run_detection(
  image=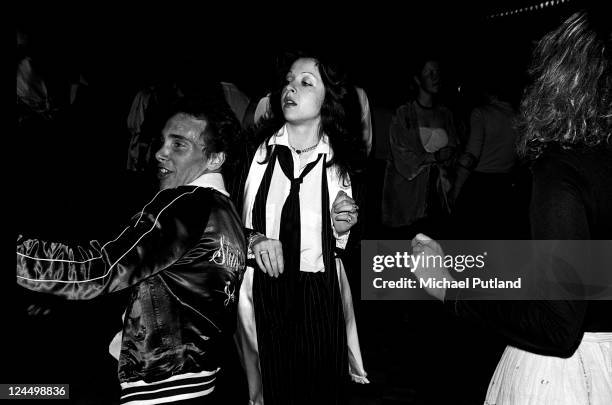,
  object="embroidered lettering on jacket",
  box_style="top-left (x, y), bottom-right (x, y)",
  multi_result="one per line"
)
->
top-left (223, 282), bottom-right (236, 307)
top-left (210, 235), bottom-right (244, 307)
top-left (173, 234), bottom-right (245, 271)
top-left (209, 235), bottom-right (244, 275)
